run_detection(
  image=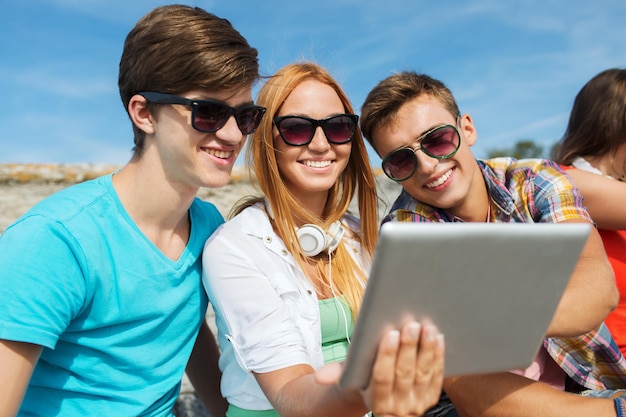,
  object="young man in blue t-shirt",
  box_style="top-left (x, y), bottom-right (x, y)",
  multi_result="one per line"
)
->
top-left (0, 5), bottom-right (264, 416)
